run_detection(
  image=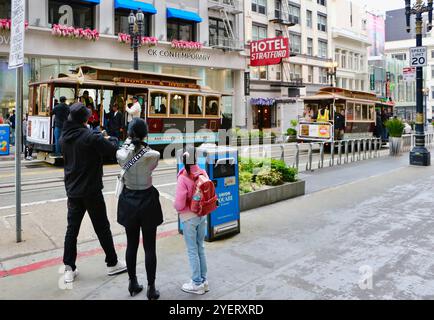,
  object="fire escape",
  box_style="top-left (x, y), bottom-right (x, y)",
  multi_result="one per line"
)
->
top-left (269, 0), bottom-right (302, 88)
top-left (208, 0), bottom-right (244, 51)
